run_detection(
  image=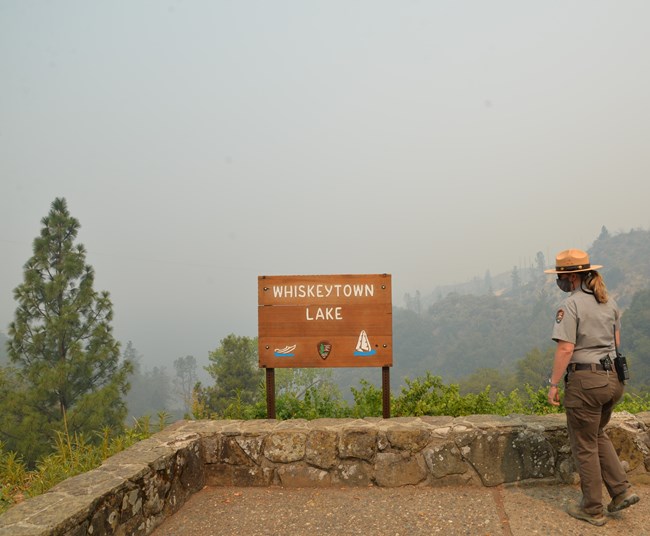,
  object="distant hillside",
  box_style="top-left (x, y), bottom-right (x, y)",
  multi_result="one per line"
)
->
top-left (418, 227), bottom-right (650, 312)
top-left (336, 228), bottom-right (650, 395)
top-left (589, 228), bottom-right (650, 308)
